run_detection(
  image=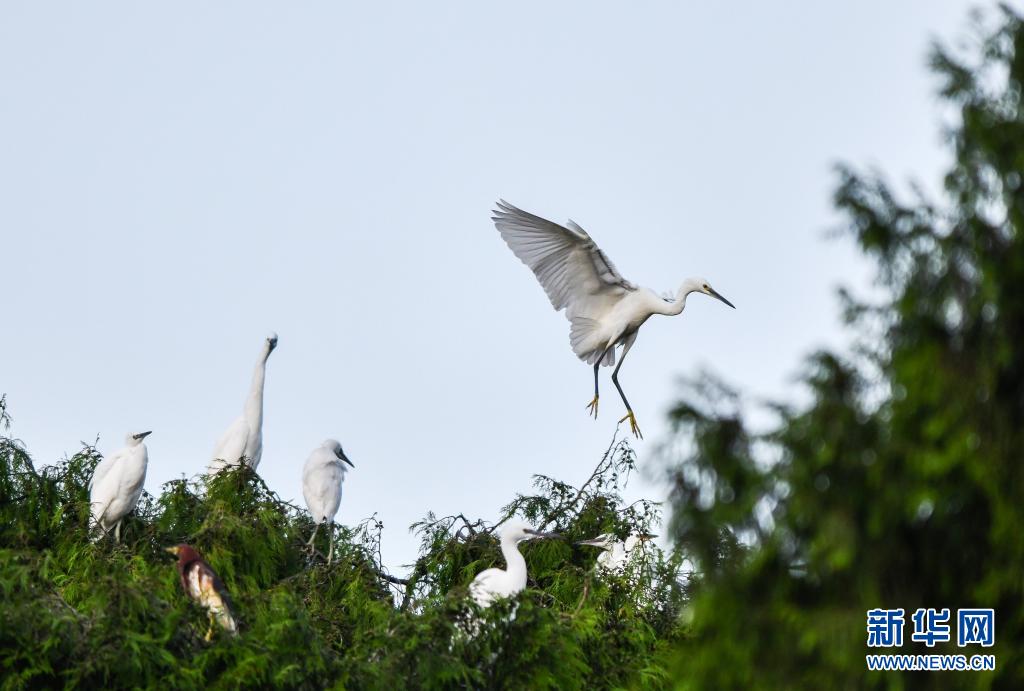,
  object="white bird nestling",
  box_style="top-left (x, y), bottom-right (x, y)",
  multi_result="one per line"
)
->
top-left (302, 439), bottom-right (355, 563)
top-left (89, 430), bottom-right (152, 543)
top-left (577, 532), bottom-right (657, 574)
top-left (208, 332), bottom-right (278, 475)
top-left (493, 201), bottom-right (735, 438)
top-left (468, 520), bottom-right (561, 608)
